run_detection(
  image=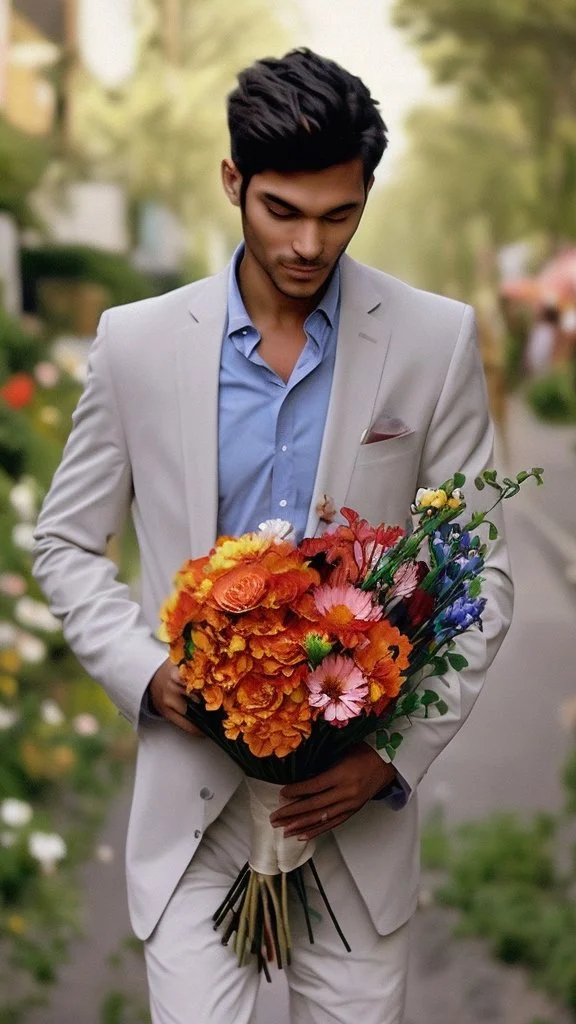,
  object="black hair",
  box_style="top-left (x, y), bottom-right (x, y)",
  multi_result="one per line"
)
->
top-left (227, 48), bottom-right (388, 200)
